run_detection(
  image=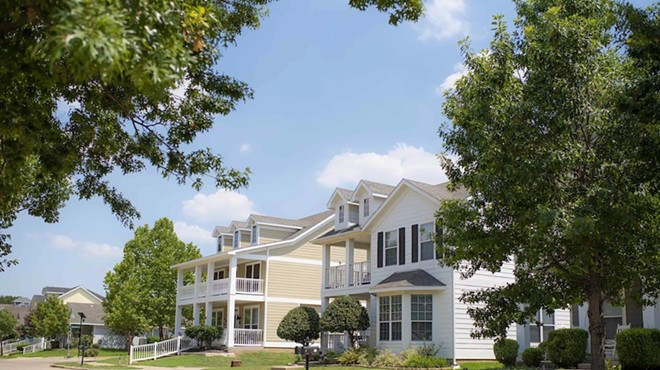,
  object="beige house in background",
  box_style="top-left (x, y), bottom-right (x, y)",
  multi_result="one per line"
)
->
top-left (173, 210), bottom-right (340, 349)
